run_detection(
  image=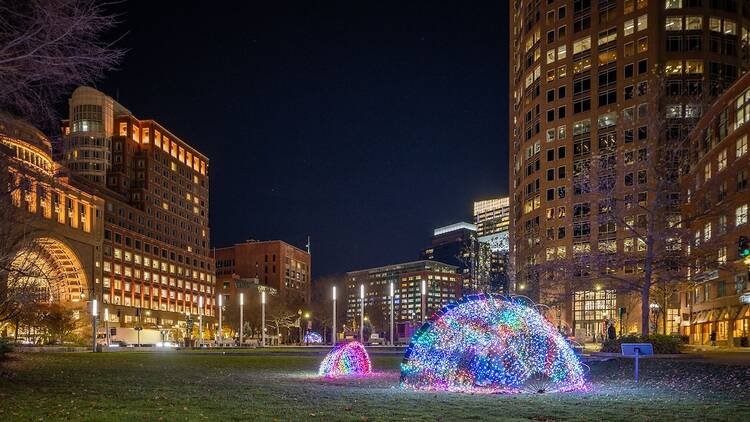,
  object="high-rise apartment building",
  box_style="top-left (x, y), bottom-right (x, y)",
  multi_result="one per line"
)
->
top-left (509, 0), bottom-right (750, 337)
top-left (60, 87), bottom-right (215, 340)
top-left (215, 240), bottom-right (312, 305)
